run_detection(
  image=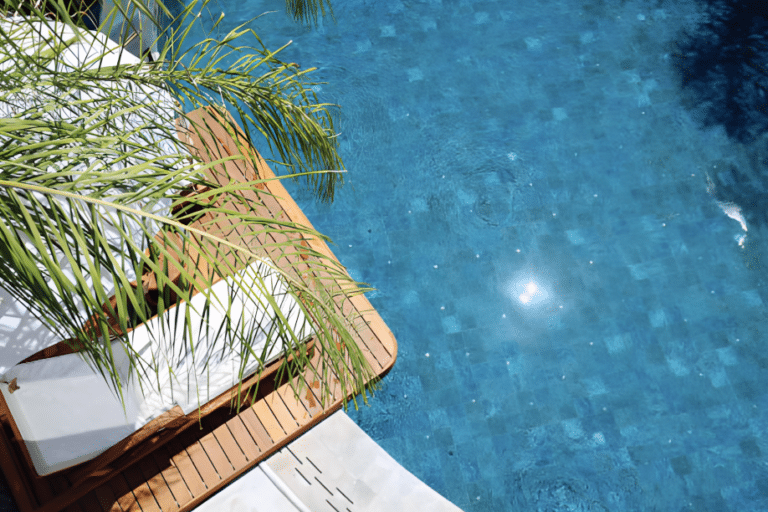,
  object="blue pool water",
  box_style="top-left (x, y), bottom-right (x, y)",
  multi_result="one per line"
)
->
top-left (236, 0), bottom-right (768, 510)
top-left (2, 0), bottom-right (768, 511)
